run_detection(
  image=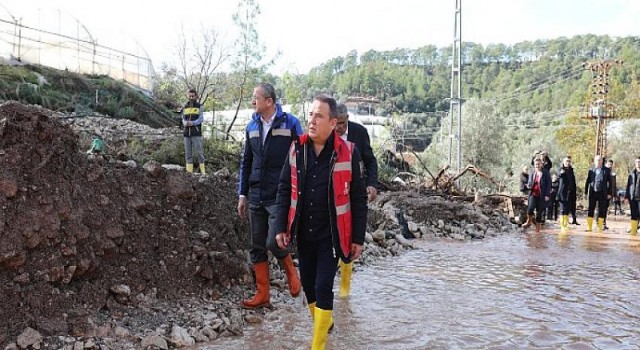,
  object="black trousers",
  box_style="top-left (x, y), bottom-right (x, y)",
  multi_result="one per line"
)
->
top-left (546, 199), bottom-right (558, 220)
top-left (298, 235), bottom-right (338, 310)
top-left (248, 204), bottom-right (289, 263)
top-left (559, 200), bottom-right (571, 215)
top-left (587, 191), bottom-right (608, 219)
top-left (569, 193), bottom-right (577, 220)
top-left (527, 194), bottom-right (546, 223)
top-left (630, 200), bottom-right (640, 220)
